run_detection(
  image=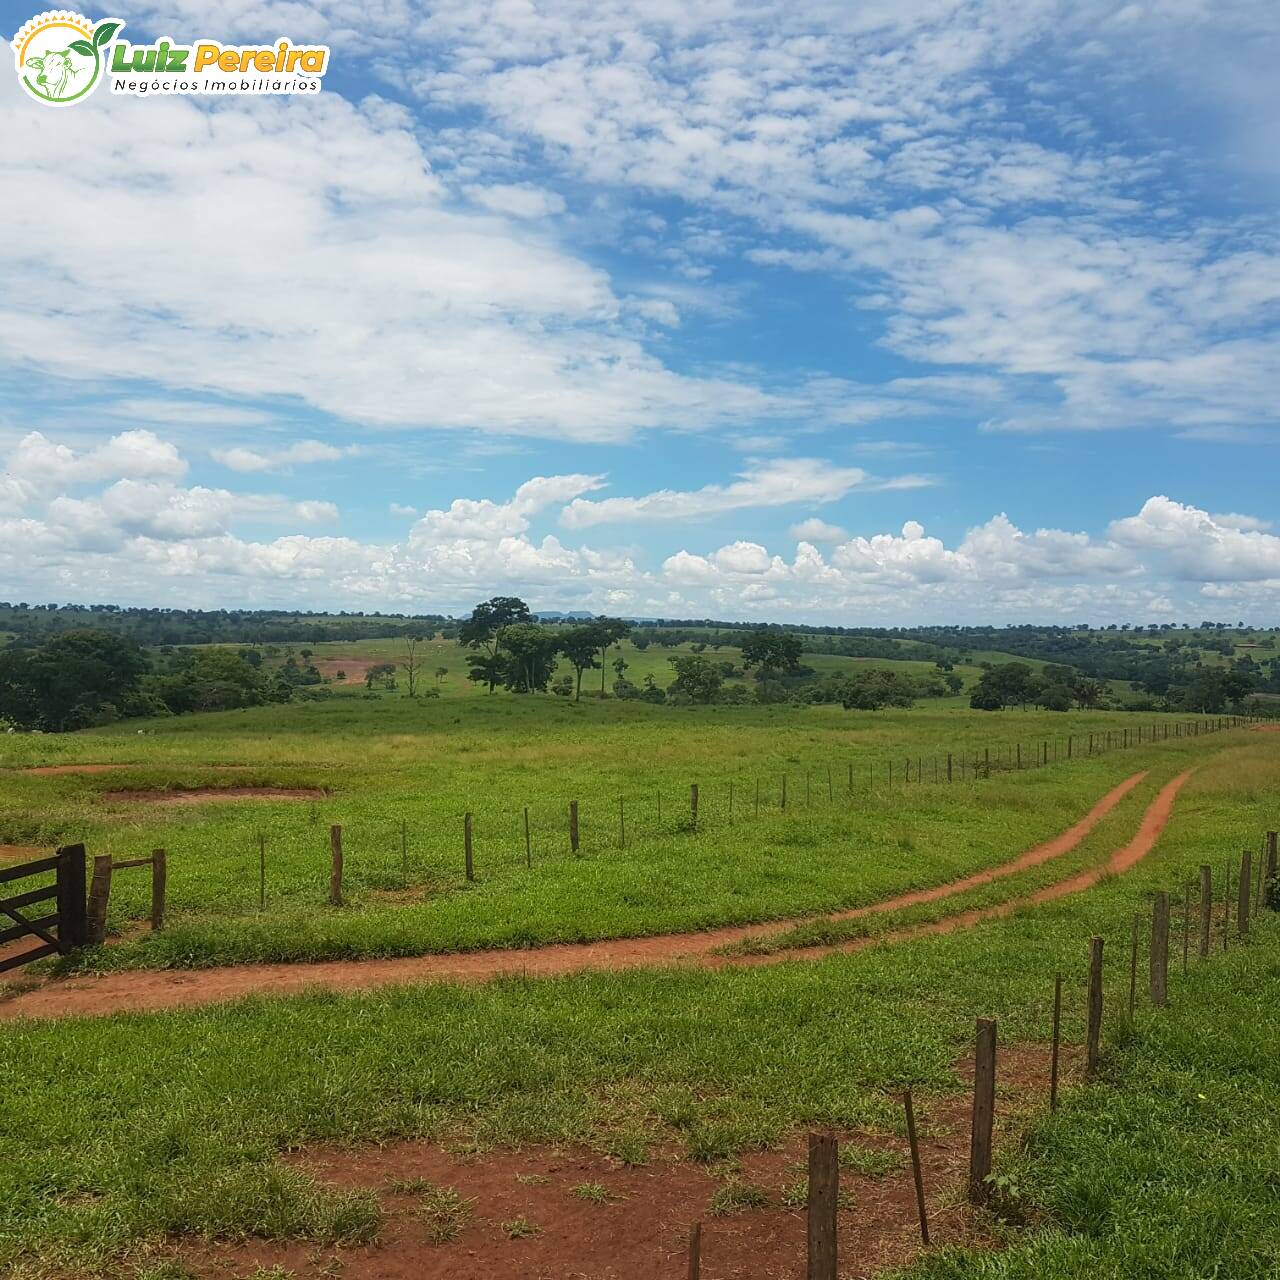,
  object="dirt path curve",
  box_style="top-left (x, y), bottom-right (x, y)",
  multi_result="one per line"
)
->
top-left (0, 770), bottom-right (1176, 1022)
top-left (731, 771), bottom-right (1191, 968)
